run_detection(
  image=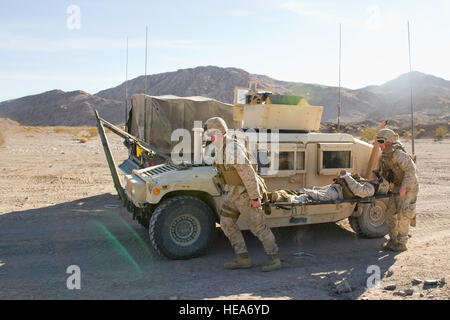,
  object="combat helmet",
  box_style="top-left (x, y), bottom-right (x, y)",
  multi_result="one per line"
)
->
top-left (204, 117), bottom-right (228, 134)
top-left (376, 128), bottom-right (398, 144)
